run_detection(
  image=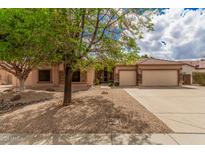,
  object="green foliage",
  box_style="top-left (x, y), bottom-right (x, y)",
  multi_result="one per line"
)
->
top-left (108, 80), bottom-right (114, 87)
top-left (47, 8), bottom-right (155, 70)
top-left (0, 8), bottom-right (54, 65)
top-left (114, 81), bottom-right (119, 86)
top-left (94, 78), bottom-right (100, 85)
top-left (0, 8), bottom-right (155, 70)
top-left (192, 72), bottom-right (205, 86)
